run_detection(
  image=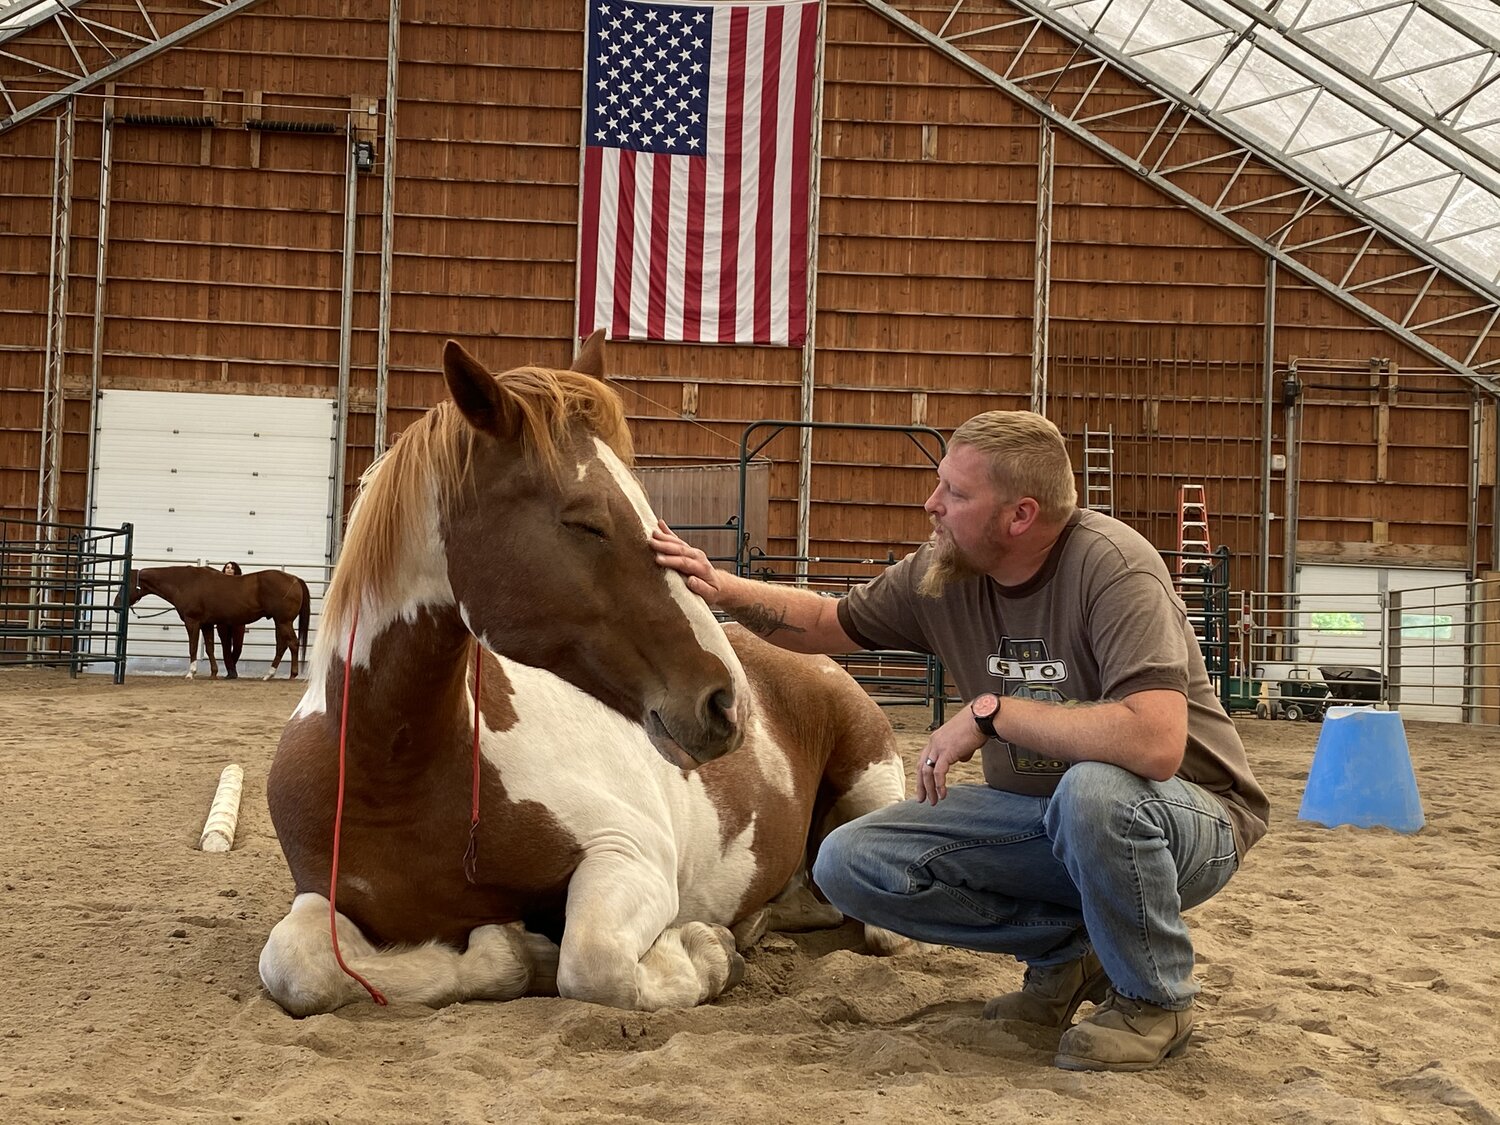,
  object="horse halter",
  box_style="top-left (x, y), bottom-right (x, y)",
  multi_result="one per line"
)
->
top-left (326, 606), bottom-right (485, 1006)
